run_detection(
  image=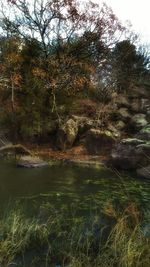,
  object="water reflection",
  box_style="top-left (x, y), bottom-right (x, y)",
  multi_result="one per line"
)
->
top-left (0, 161), bottom-right (150, 212)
